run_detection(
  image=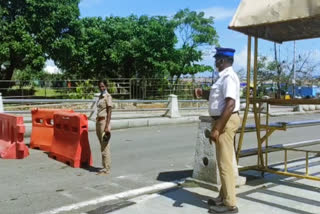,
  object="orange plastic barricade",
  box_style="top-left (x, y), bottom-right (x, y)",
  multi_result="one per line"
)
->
top-left (0, 113), bottom-right (29, 159)
top-left (30, 108), bottom-right (74, 151)
top-left (49, 112), bottom-right (93, 168)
